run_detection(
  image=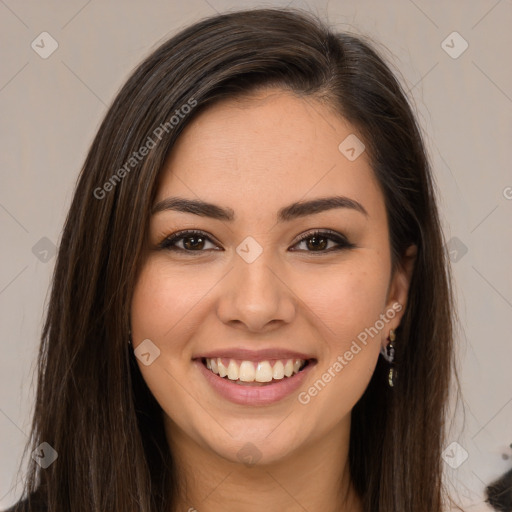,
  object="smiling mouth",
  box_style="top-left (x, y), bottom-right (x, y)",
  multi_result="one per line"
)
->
top-left (200, 357), bottom-right (314, 386)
